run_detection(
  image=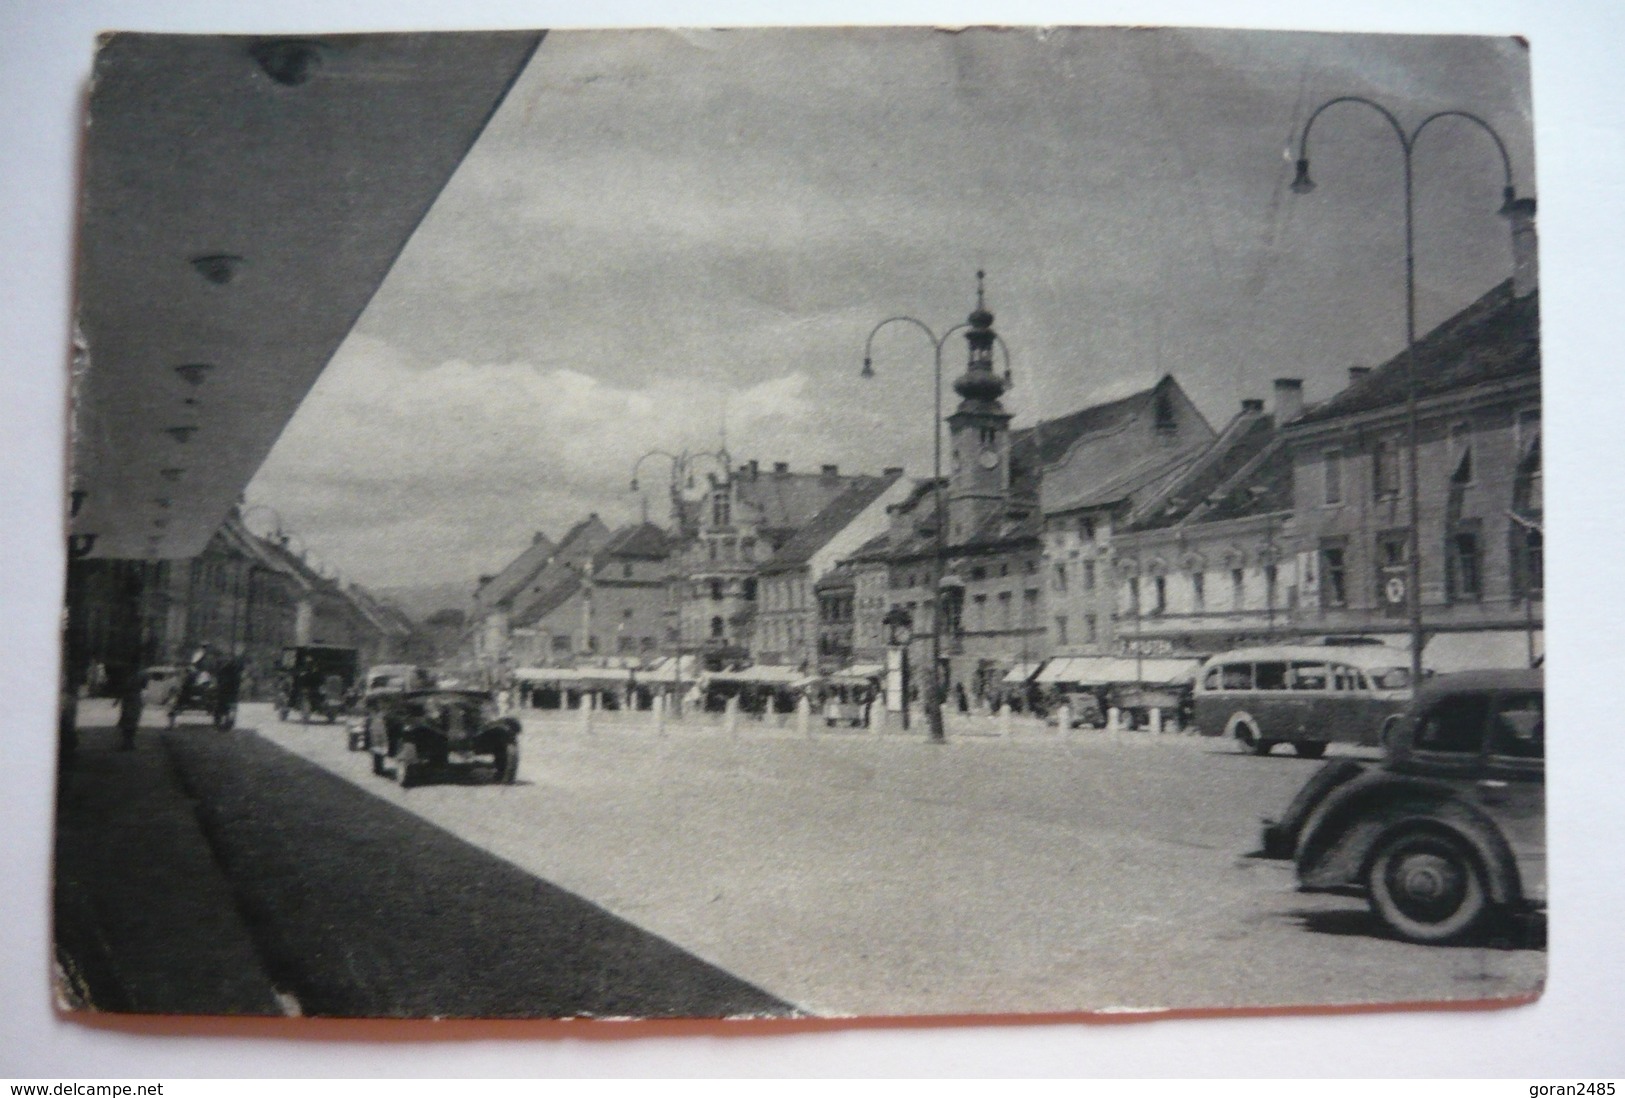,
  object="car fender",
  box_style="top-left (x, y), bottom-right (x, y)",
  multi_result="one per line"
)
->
top-left (1297, 778), bottom-right (1522, 904)
top-left (474, 716), bottom-right (520, 752)
top-left (1258, 757), bottom-right (1366, 859)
